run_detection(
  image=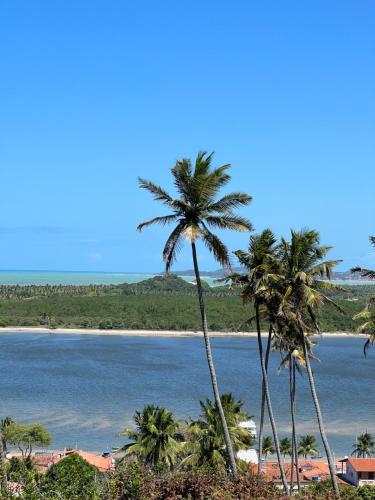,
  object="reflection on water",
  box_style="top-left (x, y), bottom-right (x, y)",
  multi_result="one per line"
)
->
top-left (0, 333), bottom-right (373, 455)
